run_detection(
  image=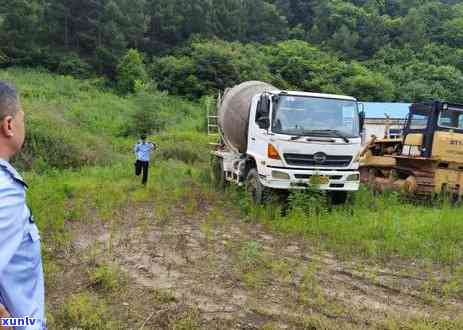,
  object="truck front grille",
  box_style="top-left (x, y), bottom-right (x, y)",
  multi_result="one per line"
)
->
top-left (284, 154), bottom-right (353, 168)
